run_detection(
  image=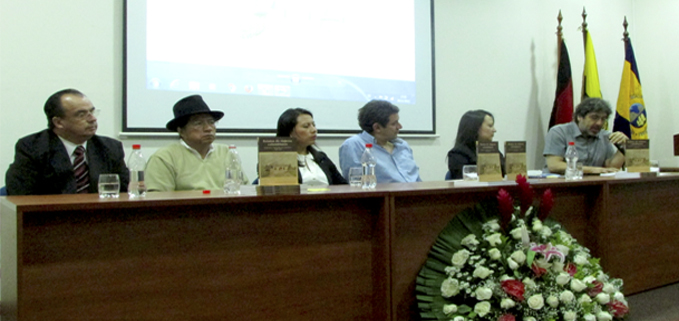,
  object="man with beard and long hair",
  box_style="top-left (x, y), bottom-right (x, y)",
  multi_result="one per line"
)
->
top-left (543, 98), bottom-right (628, 175)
